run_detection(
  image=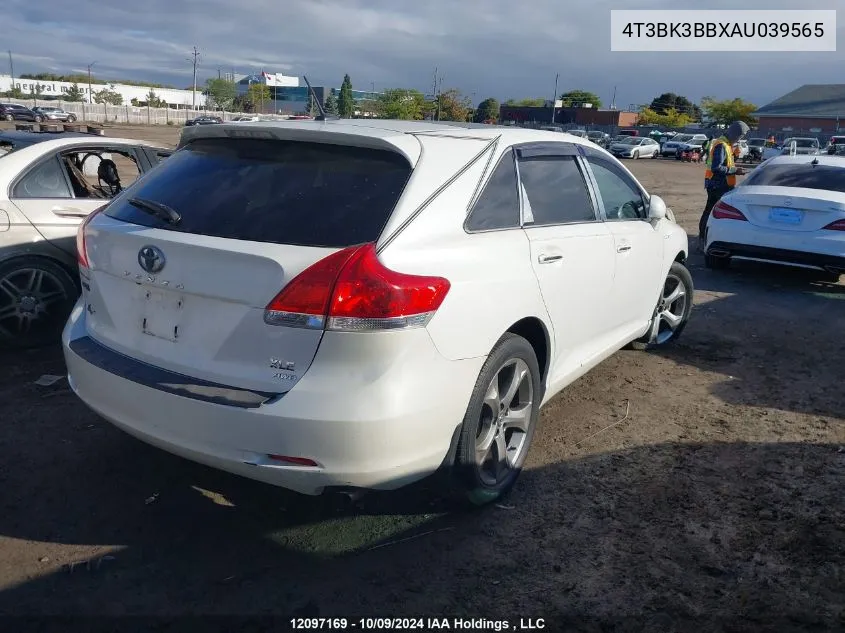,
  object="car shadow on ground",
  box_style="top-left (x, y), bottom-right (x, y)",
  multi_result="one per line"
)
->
top-left (0, 344), bottom-right (843, 632)
top-left (660, 251), bottom-right (845, 420)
